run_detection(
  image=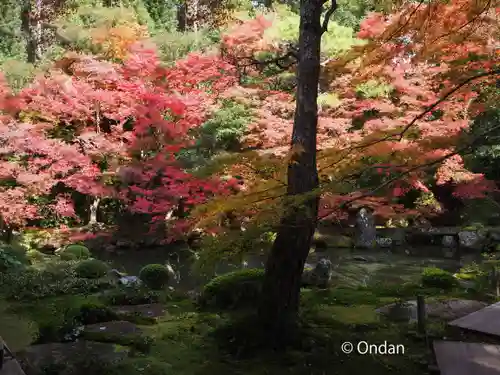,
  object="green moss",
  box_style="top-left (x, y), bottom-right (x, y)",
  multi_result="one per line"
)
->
top-left (139, 264), bottom-right (171, 290)
top-left (421, 267), bottom-right (457, 290)
top-left (199, 268), bottom-right (264, 309)
top-left (0, 299), bottom-right (37, 351)
top-left (59, 244), bottom-right (91, 260)
top-left (75, 259), bottom-right (109, 279)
